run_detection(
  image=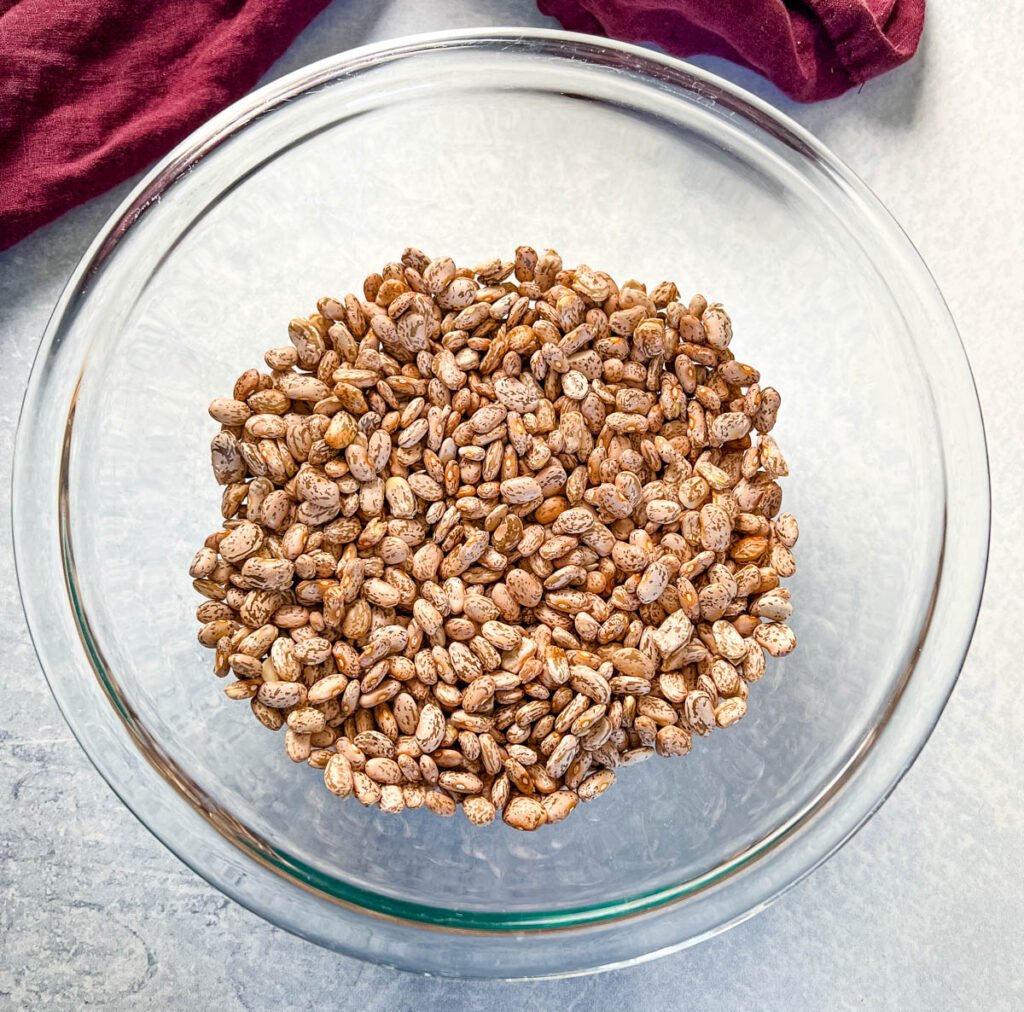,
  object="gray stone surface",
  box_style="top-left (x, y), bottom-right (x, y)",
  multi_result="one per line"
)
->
top-left (0, 1), bottom-right (1020, 1007)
